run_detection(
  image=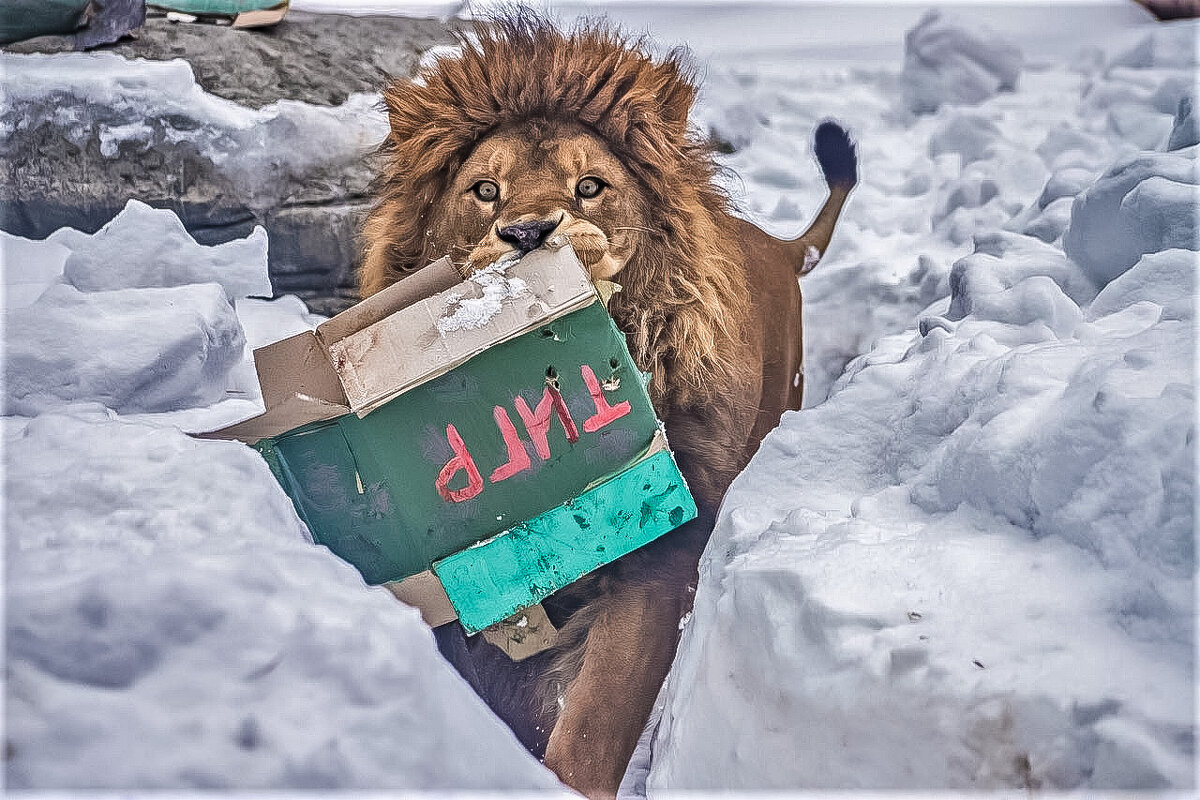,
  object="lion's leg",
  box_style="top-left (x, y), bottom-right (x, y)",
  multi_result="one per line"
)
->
top-left (541, 511), bottom-right (713, 798)
top-left (542, 583), bottom-right (682, 797)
